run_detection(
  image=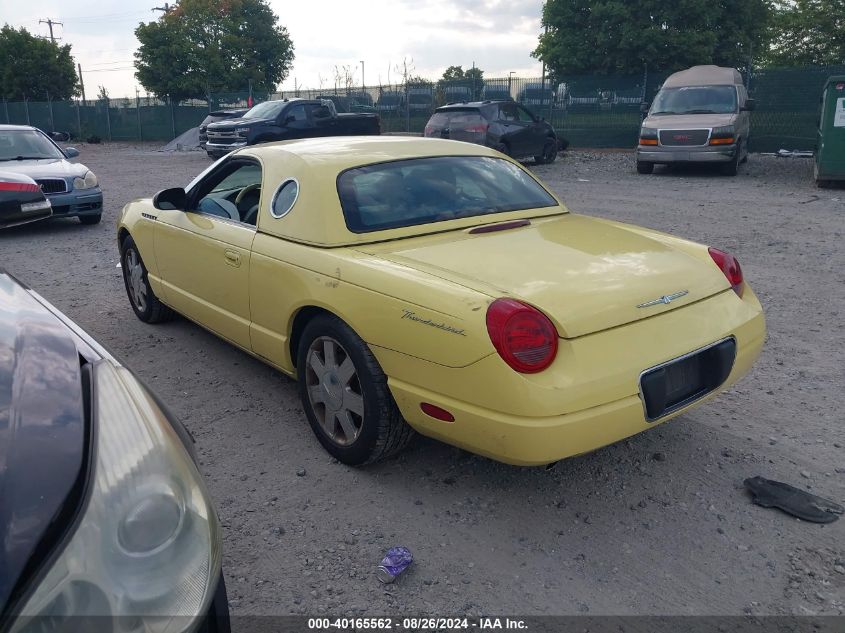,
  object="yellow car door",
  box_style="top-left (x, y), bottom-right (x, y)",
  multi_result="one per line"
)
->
top-left (153, 157), bottom-right (263, 350)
